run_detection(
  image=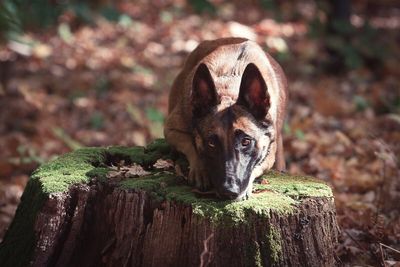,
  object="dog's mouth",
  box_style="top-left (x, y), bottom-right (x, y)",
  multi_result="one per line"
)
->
top-left (212, 174), bottom-right (252, 201)
top-left (216, 192), bottom-right (248, 201)
top-left (215, 187), bottom-right (250, 201)
top-left (218, 188), bottom-right (239, 200)
top-left (208, 176), bottom-right (251, 201)
top-left (191, 188), bottom-right (248, 201)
